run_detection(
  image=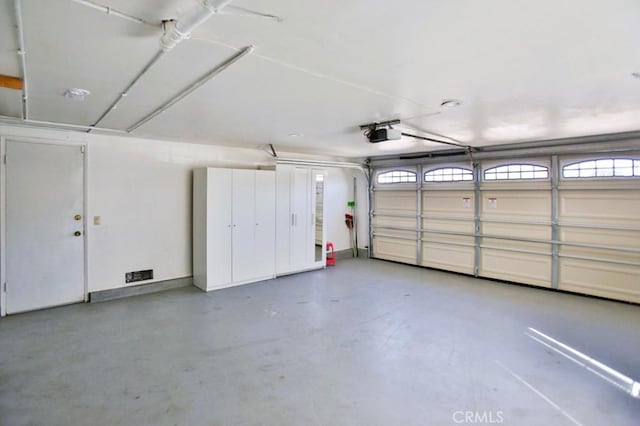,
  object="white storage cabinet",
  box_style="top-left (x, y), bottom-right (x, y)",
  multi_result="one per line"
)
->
top-left (275, 165), bottom-right (325, 275)
top-left (193, 168), bottom-right (276, 291)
